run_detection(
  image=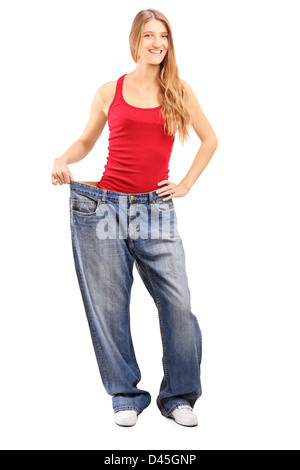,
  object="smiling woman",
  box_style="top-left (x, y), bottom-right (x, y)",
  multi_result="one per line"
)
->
top-left (128, 12), bottom-right (194, 145)
top-left (51, 7), bottom-right (218, 430)
top-left (145, 31), bottom-right (169, 54)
